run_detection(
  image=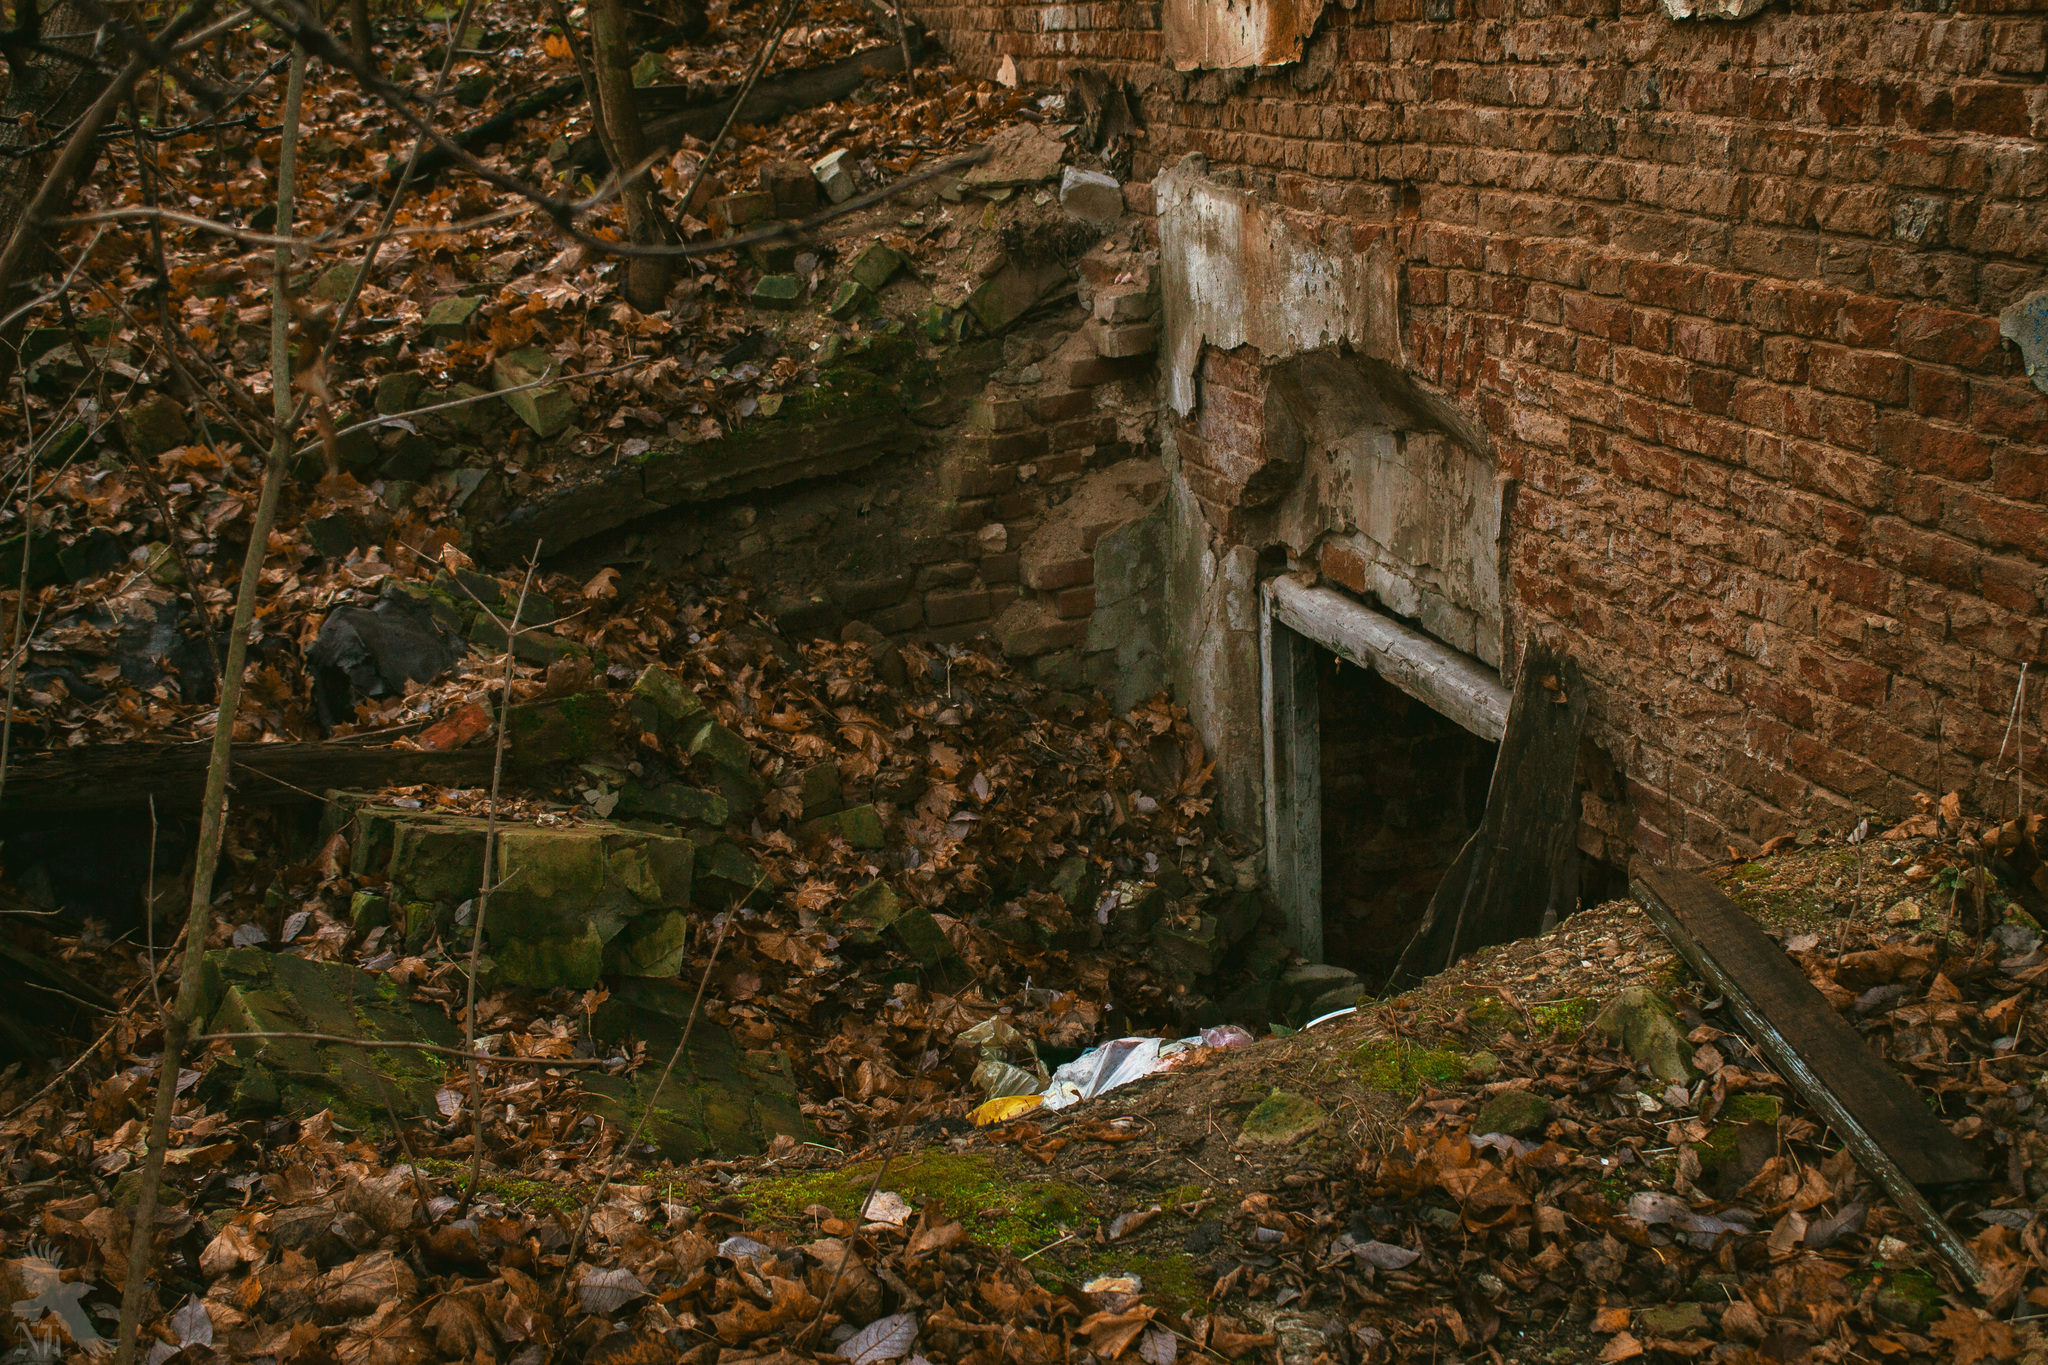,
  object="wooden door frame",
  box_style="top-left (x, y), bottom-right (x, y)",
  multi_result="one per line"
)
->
top-left (1258, 575), bottom-right (1513, 964)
